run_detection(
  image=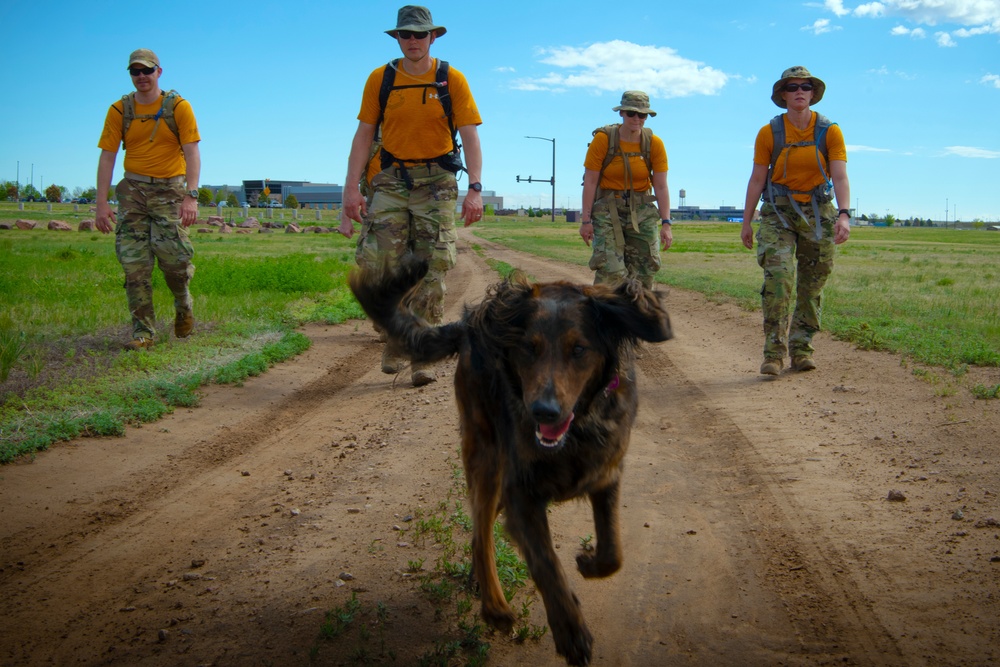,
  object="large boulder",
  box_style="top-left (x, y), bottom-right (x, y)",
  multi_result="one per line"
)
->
top-left (206, 215), bottom-right (224, 226)
top-left (219, 223), bottom-right (232, 234)
top-left (15, 219), bottom-right (37, 230)
top-left (285, 223), bottom-right (301, 233)
top-left (78, 219), bottom-right (97, 231)
top-left (48, 220), bottom-right (73, 231)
